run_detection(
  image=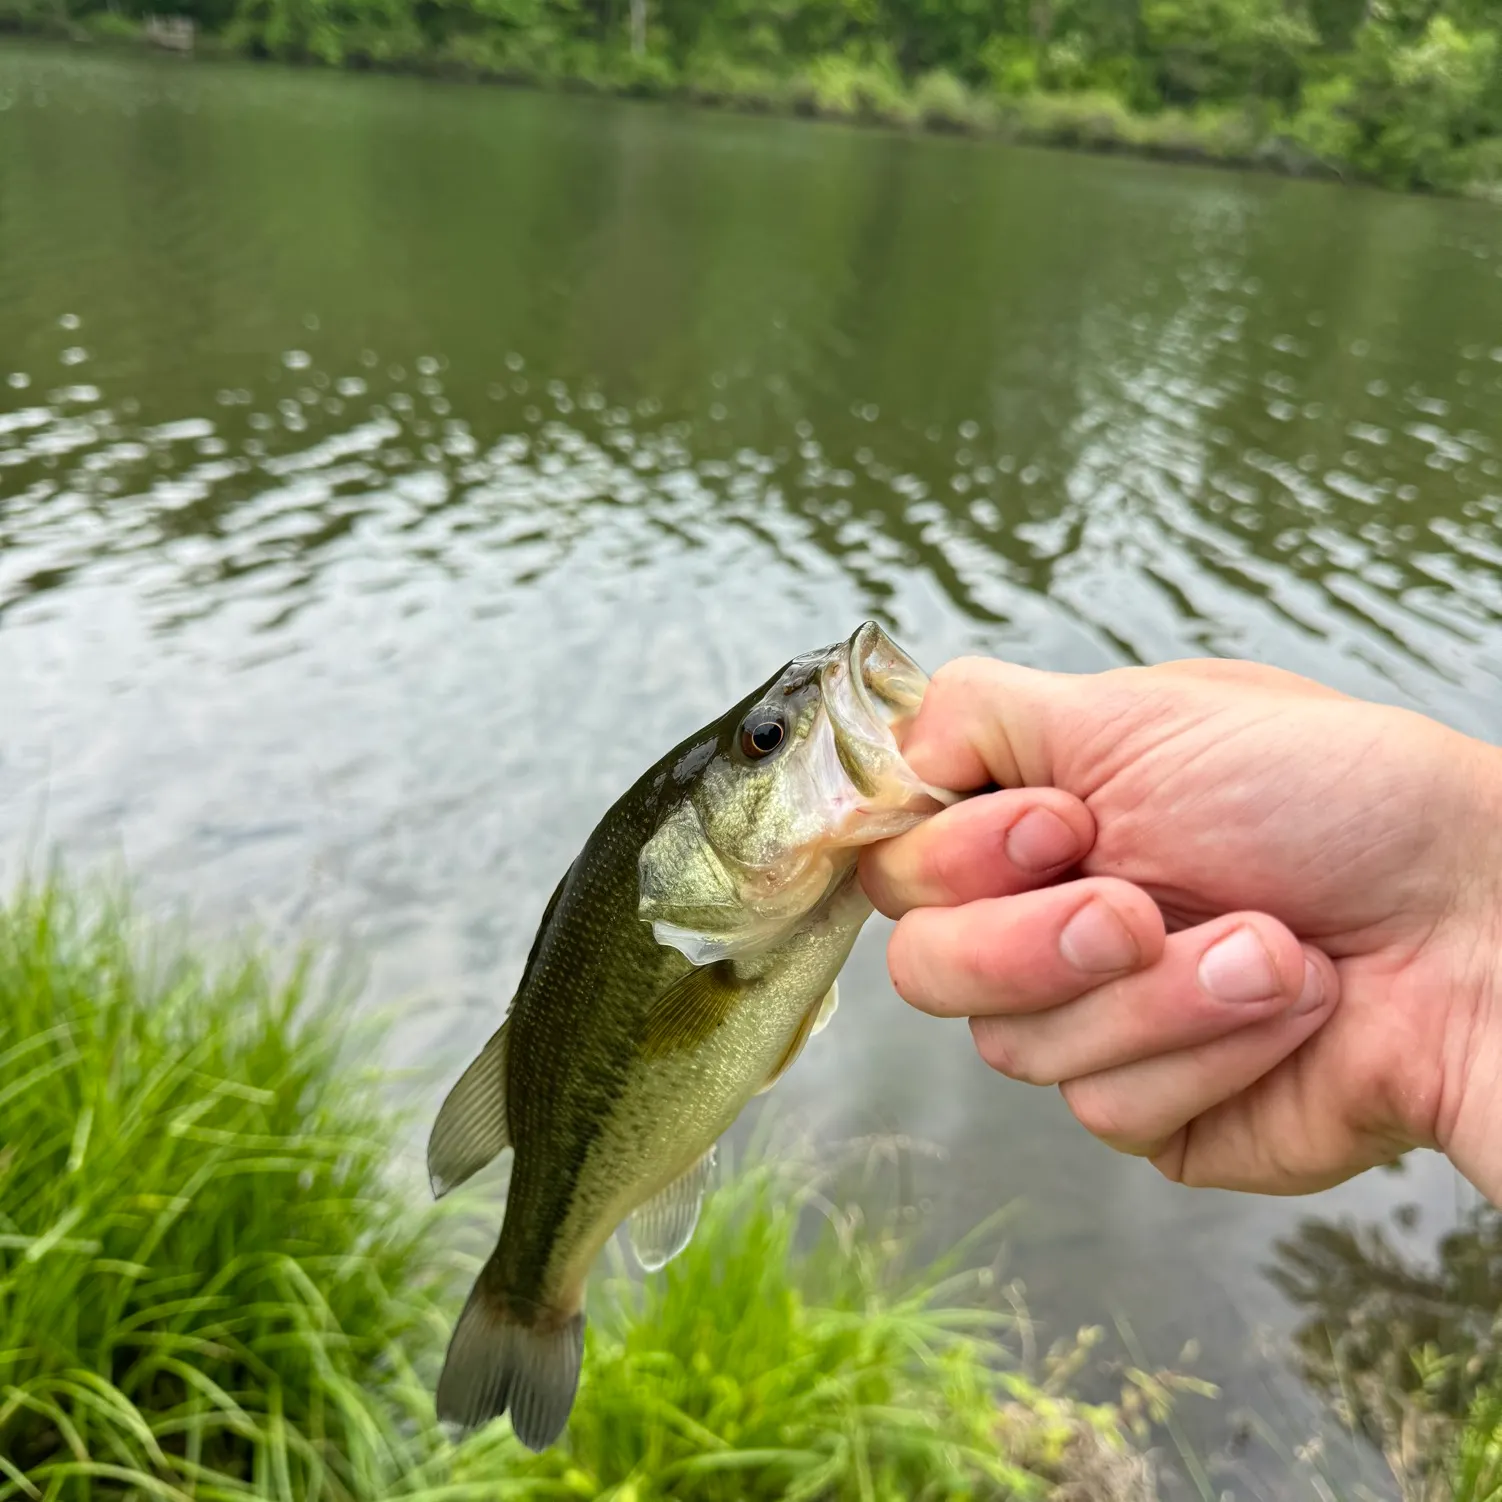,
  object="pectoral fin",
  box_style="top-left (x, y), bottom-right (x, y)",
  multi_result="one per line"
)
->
top-left (641, 963), bottom-right (742, 1057)
top-left (811, 979), bottom-right (839, 1035)
top-left (755, 982), bottom-right (837, 1097)
top-left (629, 1146), bottom-right (716, 1271)
top-left (428, 1019), bottom-right (511, 1198)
